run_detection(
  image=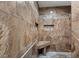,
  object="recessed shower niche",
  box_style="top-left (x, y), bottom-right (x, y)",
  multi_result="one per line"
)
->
top-left (43, 24), bottom-right (54, 31)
